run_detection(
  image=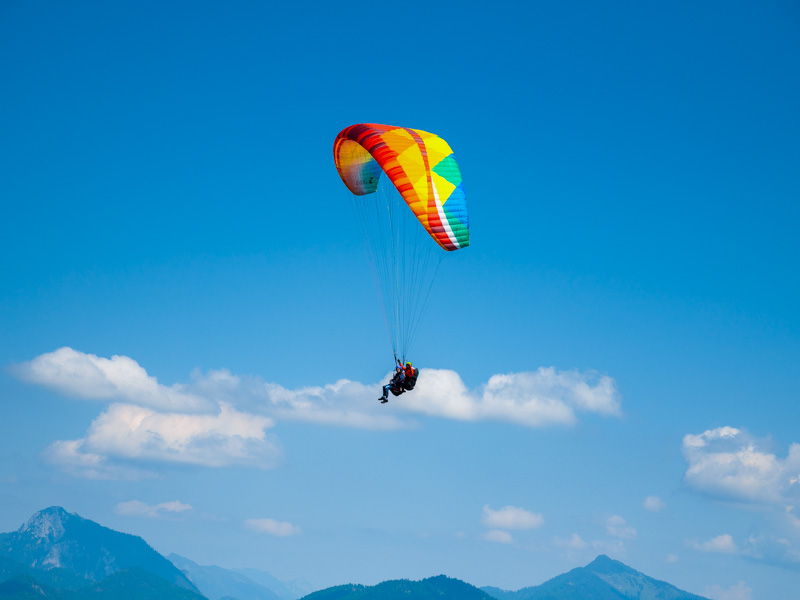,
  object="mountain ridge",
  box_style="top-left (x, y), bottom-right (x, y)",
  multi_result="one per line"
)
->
top-left (0, 506), bottom-right (196, 593)
top-left (0, 508), bottom-right (709, 600)
top-left (301, 575), bottom-right (495, 600)
top-left (480, 554), bottom-right (708, 600)
top-left (168, 553), bottom-right (294, 600)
